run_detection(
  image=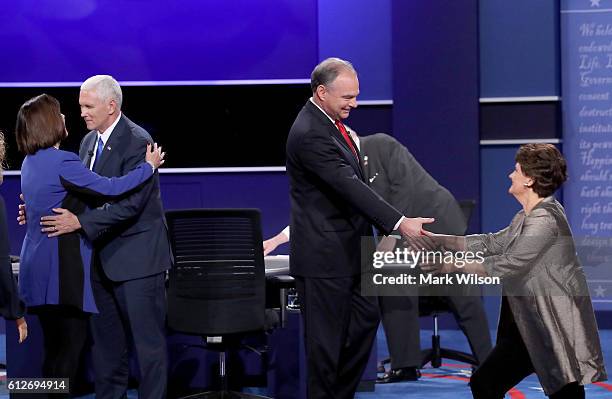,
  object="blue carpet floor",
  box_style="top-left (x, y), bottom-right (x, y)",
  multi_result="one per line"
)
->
top-left (1, 329), bottom-right (611, 398)
top-left (355, 327), bottom-right (612, 398)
